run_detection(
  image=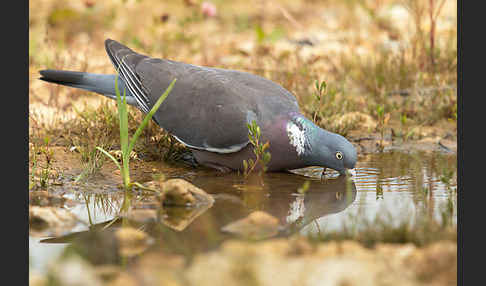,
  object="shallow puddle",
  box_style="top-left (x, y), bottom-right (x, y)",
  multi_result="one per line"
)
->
top-left (29, 150), bottom-right (457, 274)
